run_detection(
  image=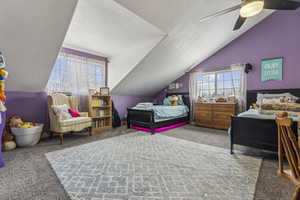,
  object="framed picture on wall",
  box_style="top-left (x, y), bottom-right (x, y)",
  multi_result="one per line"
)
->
top-left (261, 57), bottom-right (283, 82)
top-left (100, 87), bottom-right (110, 96)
